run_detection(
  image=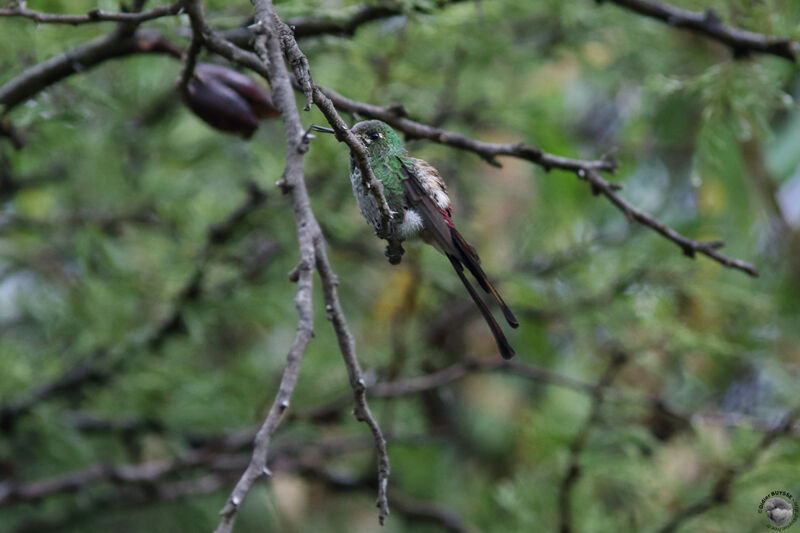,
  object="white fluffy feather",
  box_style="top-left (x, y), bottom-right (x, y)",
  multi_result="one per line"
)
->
top-left (398, 209), bottom-right (424, 237)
